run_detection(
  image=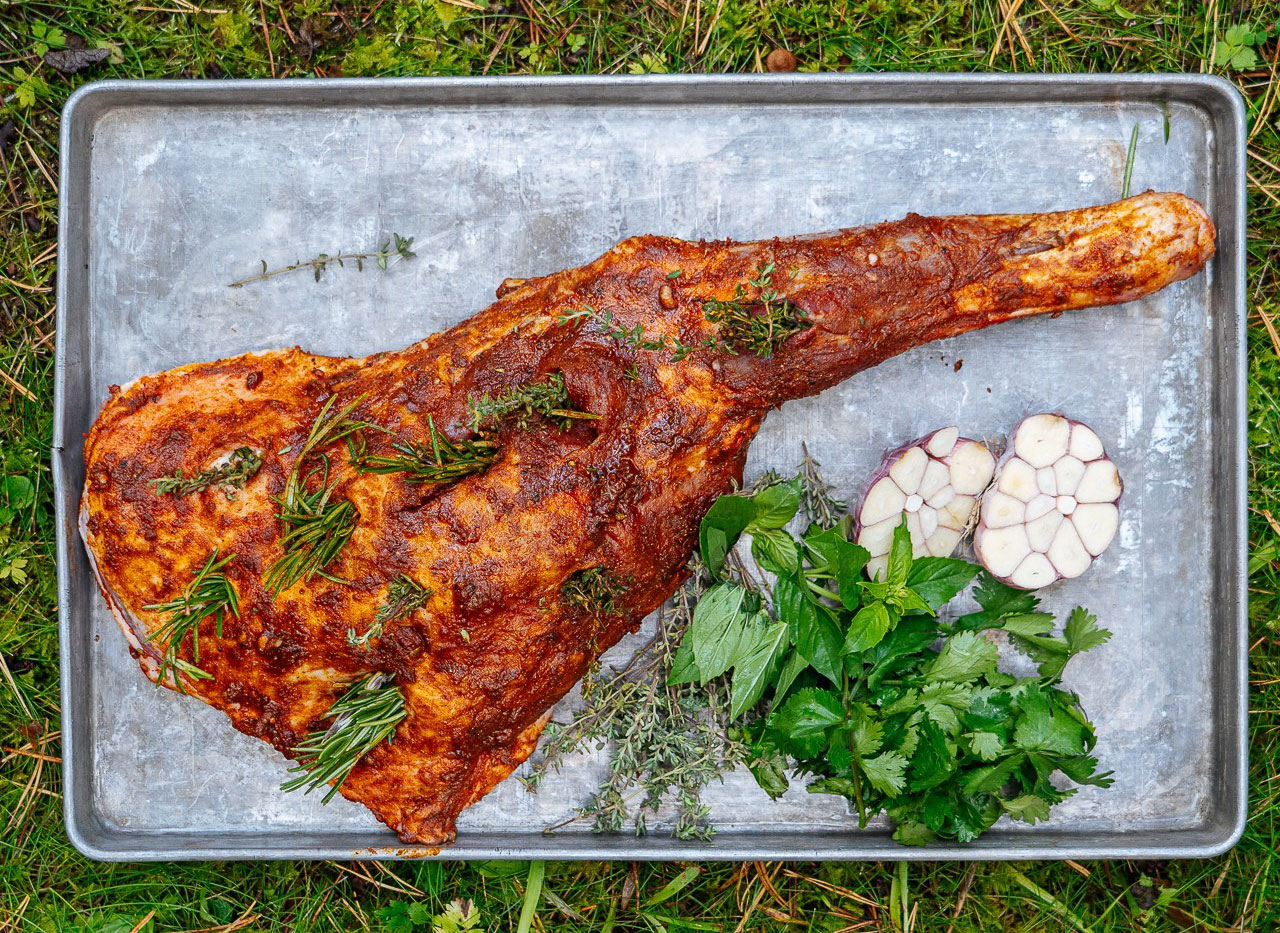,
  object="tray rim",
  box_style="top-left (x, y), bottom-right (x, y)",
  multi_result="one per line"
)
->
top-left (54, 72), bottom-right (1249, 862)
